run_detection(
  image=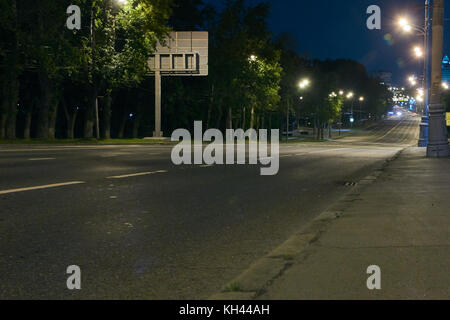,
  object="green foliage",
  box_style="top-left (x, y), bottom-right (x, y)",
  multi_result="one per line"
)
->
top-left (0, 0), bottom-right (394, 139)
top-left (208, 0), bottom-right (281, 129)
